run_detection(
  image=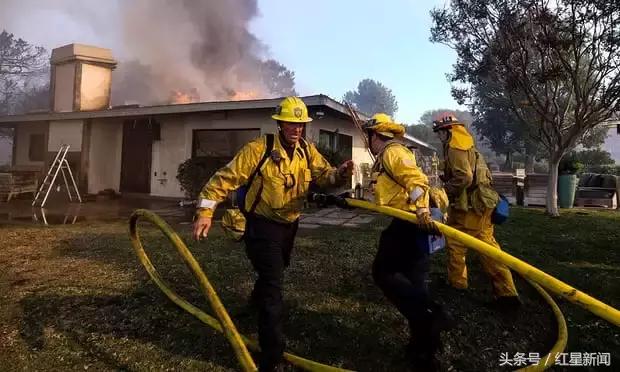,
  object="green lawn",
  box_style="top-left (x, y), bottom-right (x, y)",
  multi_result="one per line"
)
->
top-left (0, 207), bottom-right (618, 371)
